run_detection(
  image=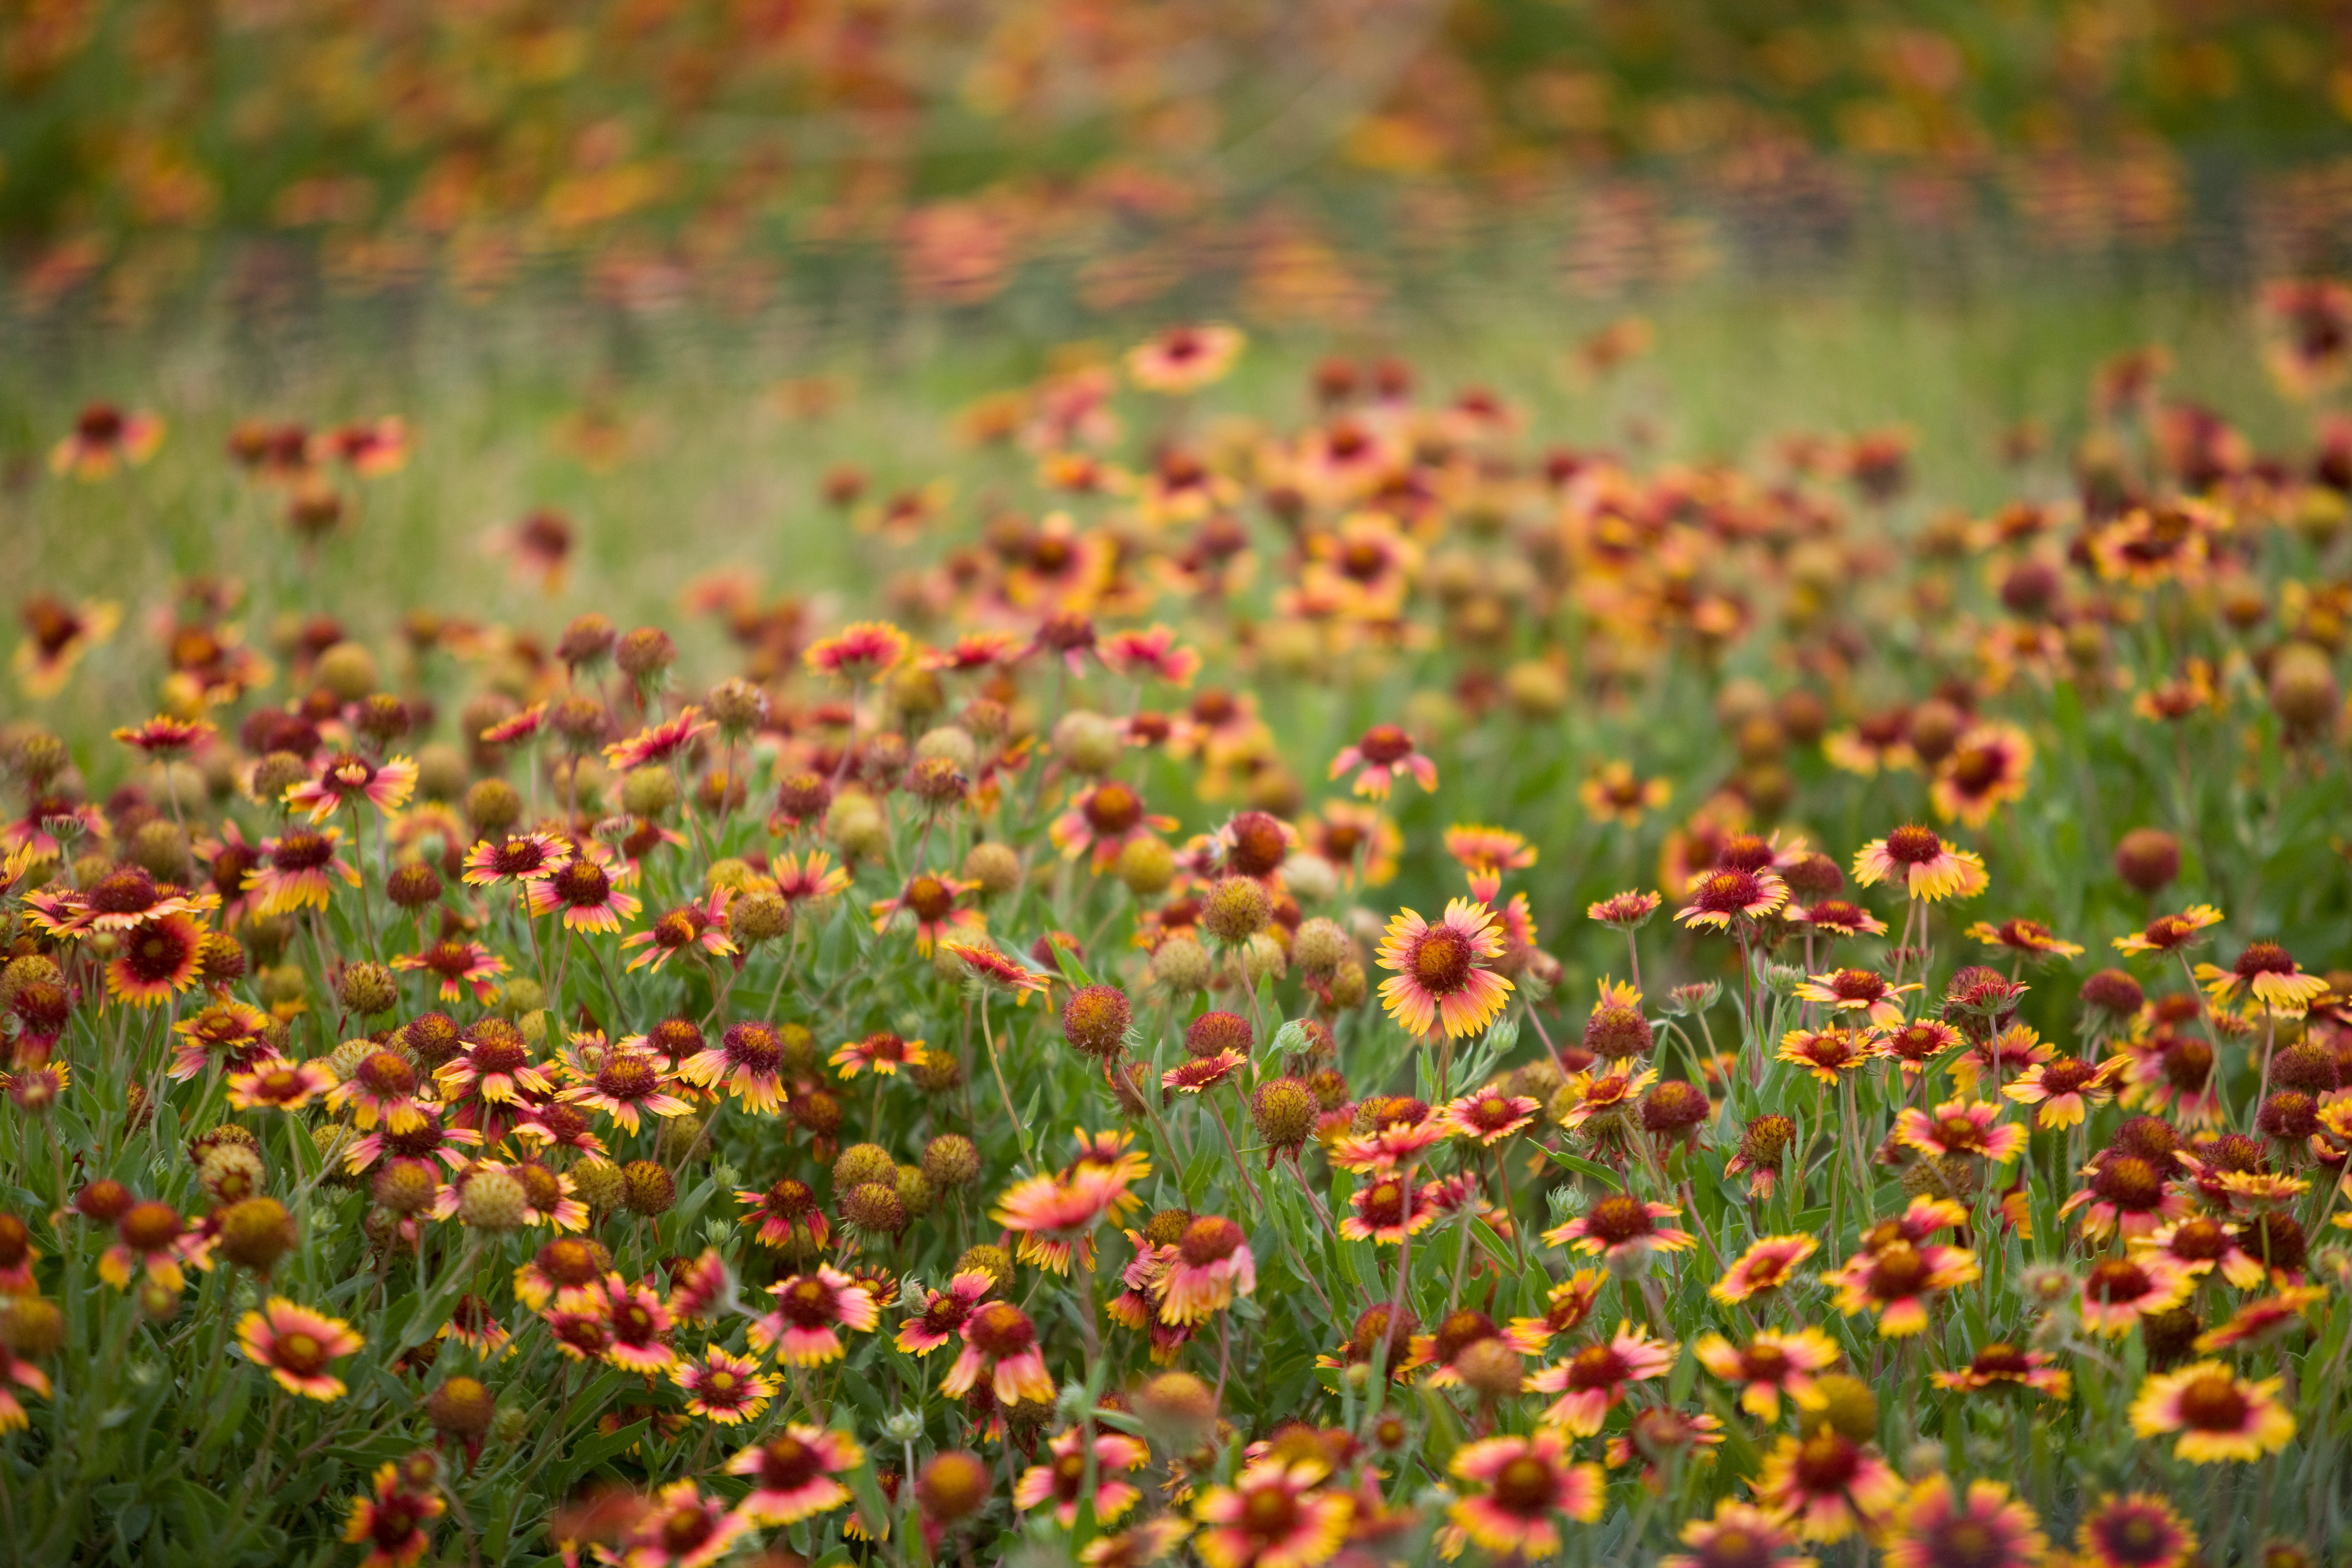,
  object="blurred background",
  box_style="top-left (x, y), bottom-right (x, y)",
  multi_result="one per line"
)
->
top-left (2, 0), bottom-right (2349, 650)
